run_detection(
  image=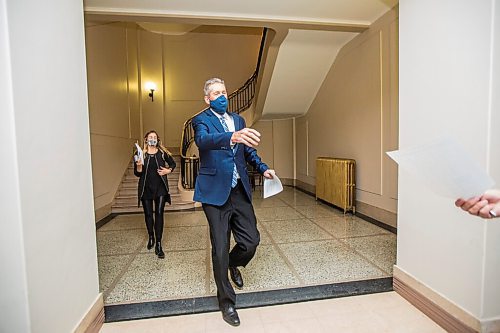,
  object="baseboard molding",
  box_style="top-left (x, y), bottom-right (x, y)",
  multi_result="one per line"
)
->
top-left (393, 266), bottom-right (479, 333)
top-left (280, 177), bottom-right (295, 187)
top-left (482, 318), bottom-right (500, 333)
top-left (74, 293), bottom-right (104, 333)
top-left (295, 179), bottom-right (315, 195)
top-left (355, 201), bottom-right (397, 229)
top-left (94, 204), bottom-right (112, 223)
